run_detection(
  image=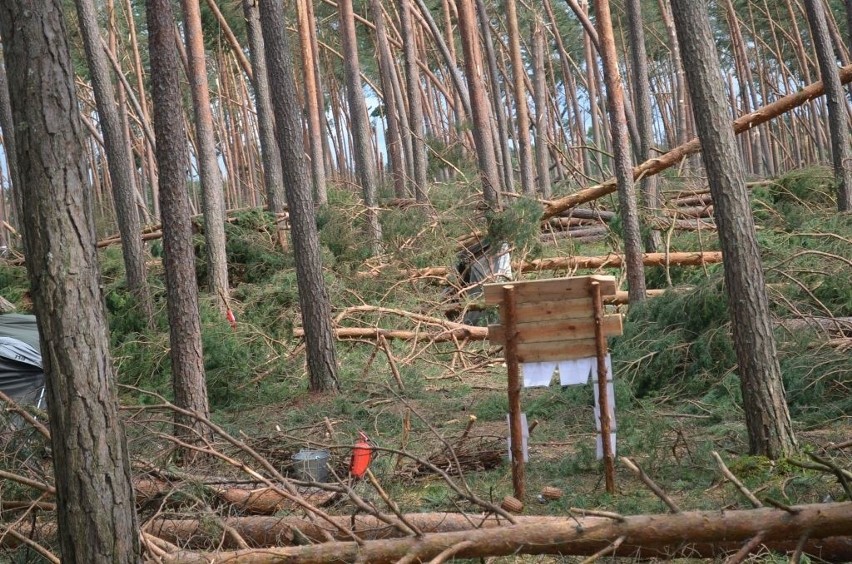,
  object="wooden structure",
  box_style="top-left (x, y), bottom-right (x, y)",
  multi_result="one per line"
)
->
top-left (485, 275), bottom-right (623, 498)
